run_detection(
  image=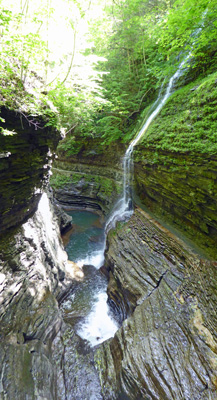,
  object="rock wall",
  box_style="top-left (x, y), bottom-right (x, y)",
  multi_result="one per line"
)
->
top-left (134, 148), bottom-right (217, 258)
top-left (0, 108), bottom-right (104, 399)
top-left (51, 139), bottom-right (126, 214)
top-left (96, 208), bottom-right (217, 400)
top-left (0, 106), bottom-right (60, 232)
top-left (0, 192), bottom-right (84, 399)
